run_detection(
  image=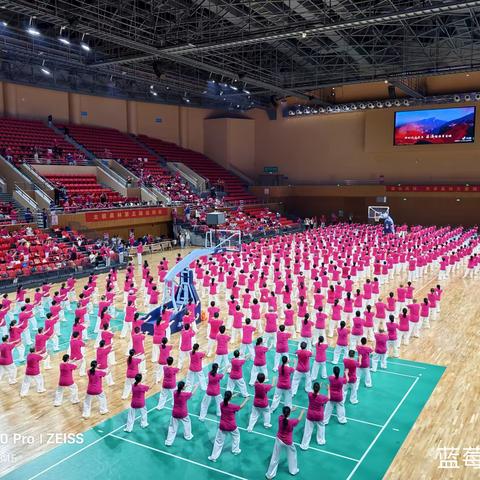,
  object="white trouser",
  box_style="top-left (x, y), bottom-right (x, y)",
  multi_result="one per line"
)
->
top-left (300, 419), bottom-right (325, 449)
top-left (0, 364), bottom-right (17, 384)
top-left (226, 377), bottom-right (248, 397)
top-left (343, 382), bottom-right (358, 404)
top-left (387, 339), bottom-right (400, 357)
top-left (231, 327), bottom-right (242, 344)
top-left (155, 364), bottom-right (164, 384)
top-left (121, 321), bottom-right (132, 339)
top-left (349, 335), bottom-right (361, 350)
top-left (207, 338), bottom-right (216, 356)
top-left (311, 361), bottom-right (327, 380)
top-left (371, 353), bottom-right (387, 371)
top-left (249, 365), bottom-right (268, 385)
top-left (122, 377), bottom-right (135, 399)
top-left (247, 406), bottom-right (272, 431)
top-left (185, 370), bottom-right (207, 391)
top-left (332, 345), bottom-right (348, 364)
top-left (165, 416), bottom-right (192, 445)
top-left (273, 352), bottom-right (289, 372)
top-left (15, 344), bottom-right (26, 362)
top-left (137, 252), bottom-right (142, 266)
top-left (357, 367), bottom-right (372, 387)
top-left (263, 332), bottom-right (276, 350)
top-left (199, 393), bottom-right (221, 420)
top-left (291, 371), bottom-right (312, 396)
top-left (266, 438), bottom-right (299, 479)
top-left (239, 343), bottom-right (255, 359)
top-left (270, 387), bottom-right (292, 412)
top-left (82, 392), bottom-right (108, 418)
top-left (20, 374), bottom-right (45, 396)
top-left (324, 400), bottom-right (346, 424)
top-left (54, 384), bottom-right (79, 405)
top-left (209, 428), bottom-right (240, 460)
top-left (397, 330), bottom-right (410, 346)
top-left (214, 354), bottom-right (229, 371)
top-left (157, 387), bottom-right (175, 409)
